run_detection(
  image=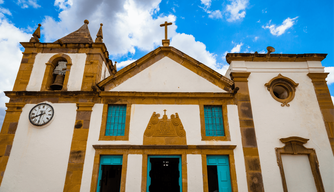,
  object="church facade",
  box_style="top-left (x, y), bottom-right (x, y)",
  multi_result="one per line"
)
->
top-left (0, 20), bottom-right (333, 192)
